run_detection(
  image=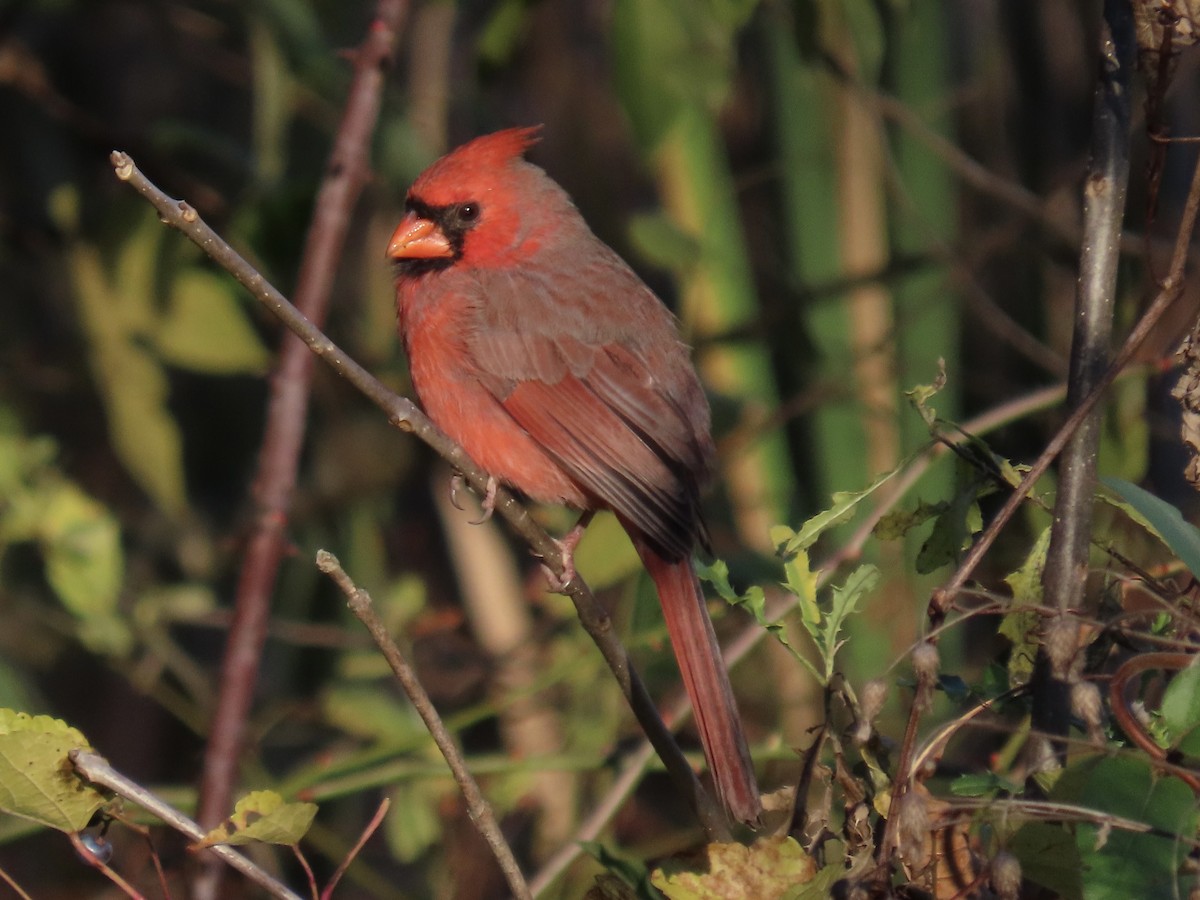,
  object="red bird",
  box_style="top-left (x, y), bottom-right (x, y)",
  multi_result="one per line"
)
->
top-left (387, 127), bottom-right (761, 825)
